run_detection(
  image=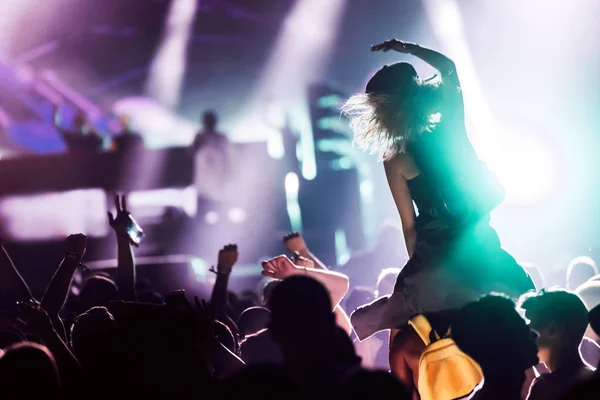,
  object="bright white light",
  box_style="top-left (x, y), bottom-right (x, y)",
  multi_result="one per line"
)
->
top-left (190, 257), bottom-right (209, 282)
top-left (265, 102), bottom-right (286, 130)
top-left (0, 0), bottom-right (56, 59)
top-left (267, 127), bottom-right (285, 160)
top-left (254, 0), bottom-right (347, 96)
top-left (483, 133), bottom-right (556, 205)
top-left (146, 0), bottom-right (197, 109)
top-left (204, 211), bottom-right (219, 225)
top-left (423, 0), bottom-right (559, 206)
top-left (287, 203), bottom-right (303, 233)
top-left (284, 172), bottom-right (302, 232)
top-left (422, 0), bottom-right (495, 145)
top-left (331, 156), bottom-right (354, 170)
top-left (127, 186), bottom-right (198, 217)
top-left (437, 0), bottom-right (463, 37)
top-left (335, 229), bottom-right (351, 266)
top-left (0, 189), bottom-right (108, 240)
top-left (228, 208), bottom-right (247, 224)
top-left (113, 97), bottom-right (198, 148)
top-left (284, 172), bottom-right (300, 199)
top-left (360, 180), bottom-right (375, 204)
